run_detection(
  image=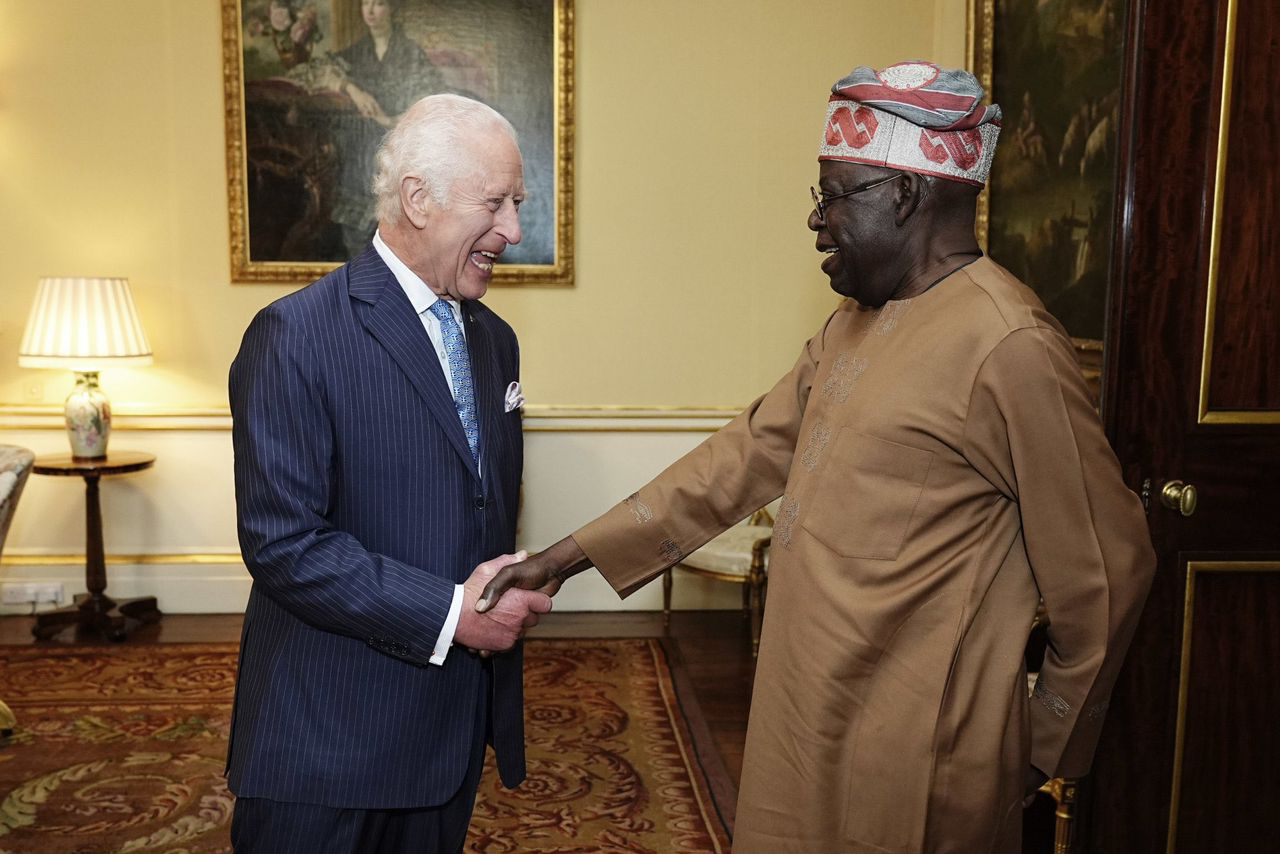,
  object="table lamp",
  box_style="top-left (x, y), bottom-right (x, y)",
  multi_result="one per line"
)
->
top-left (18, 277), bottom-right (153, 459)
